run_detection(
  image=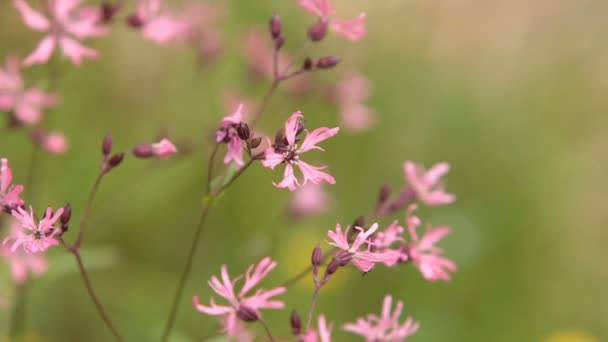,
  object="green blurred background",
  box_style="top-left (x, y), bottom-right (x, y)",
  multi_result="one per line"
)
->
top-left (1, 0), bottom-right (607, 341)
